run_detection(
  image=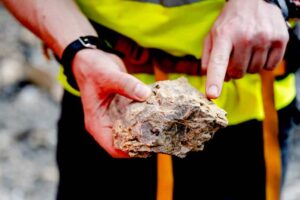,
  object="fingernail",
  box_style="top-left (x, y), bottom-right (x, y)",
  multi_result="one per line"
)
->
top-left (207, 85), bottom-right (219, 98)
top-left (134, 84), bottom-right (151, 100)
